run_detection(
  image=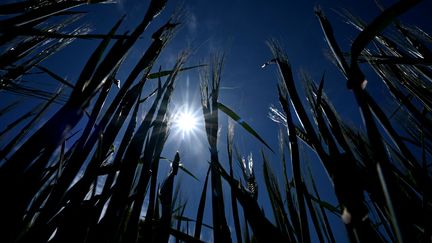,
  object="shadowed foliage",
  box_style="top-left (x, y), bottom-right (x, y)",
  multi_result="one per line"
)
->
top-left (1, 0), bottom-right (431, 242)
